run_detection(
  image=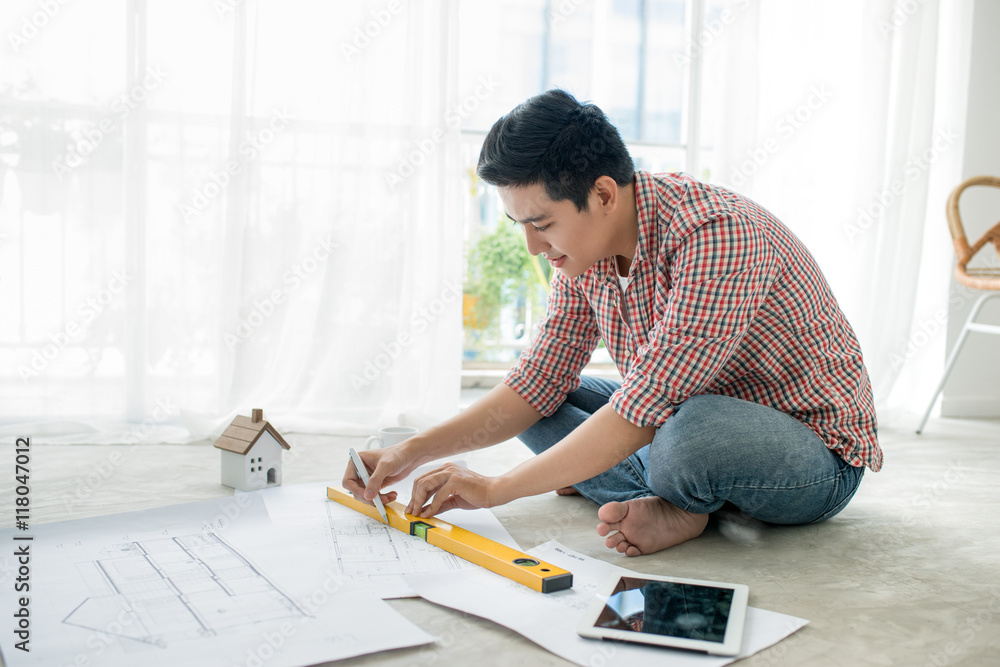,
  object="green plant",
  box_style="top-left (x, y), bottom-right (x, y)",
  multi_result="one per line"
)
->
top-left (464, 220), bottom-right (550, 343)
